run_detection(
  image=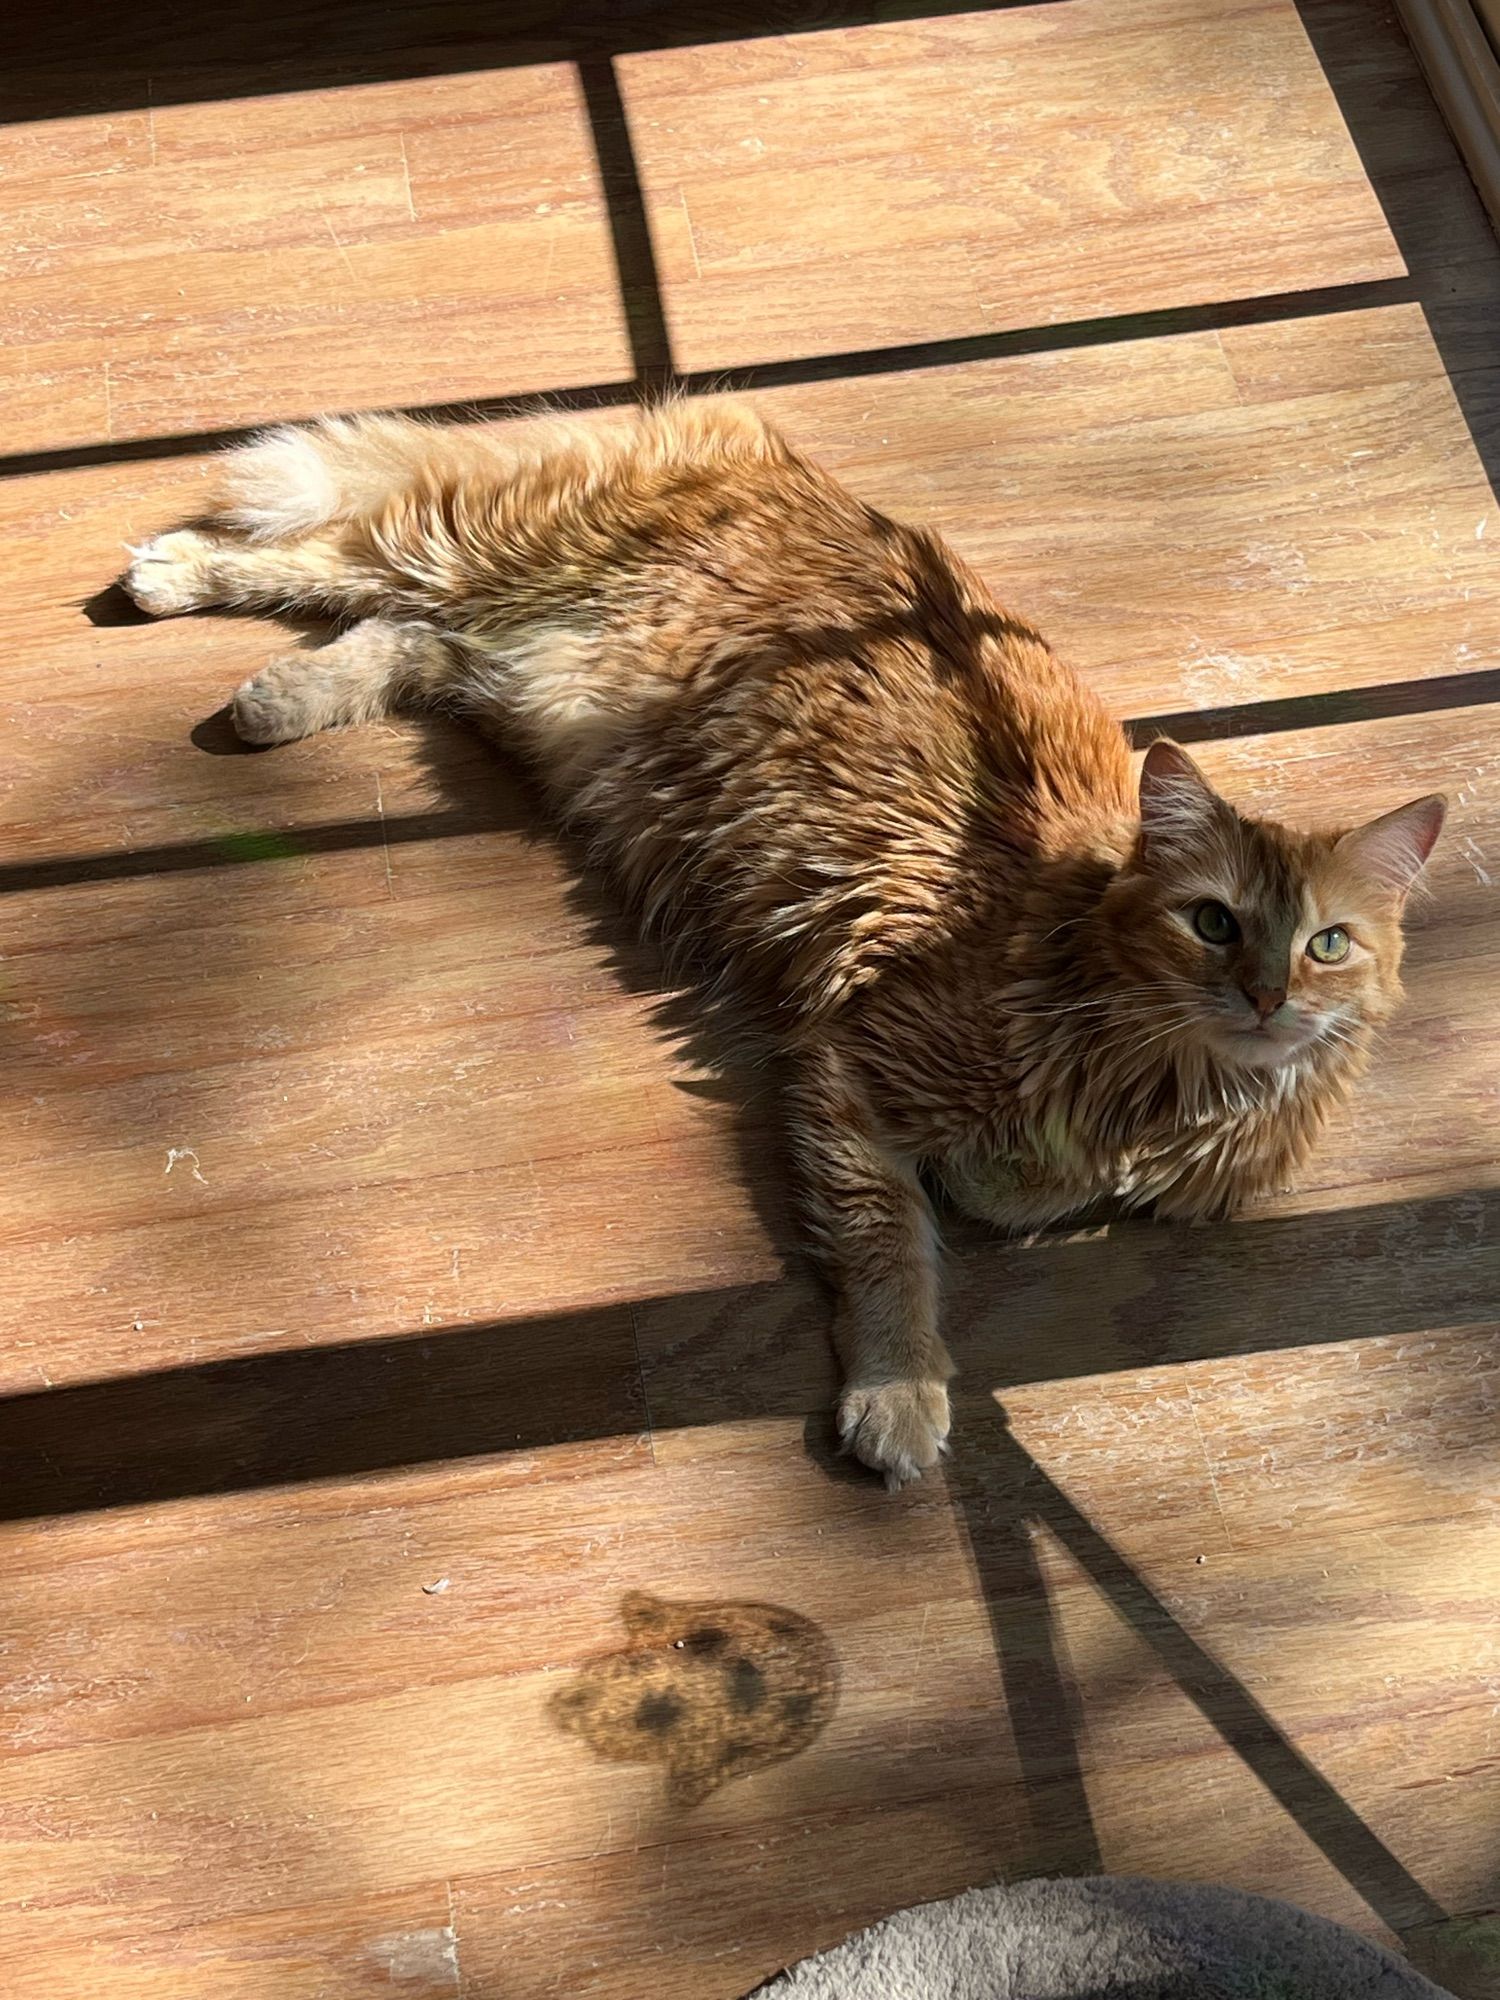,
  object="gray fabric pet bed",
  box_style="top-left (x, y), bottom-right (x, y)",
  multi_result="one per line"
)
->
top-left (750, 1877), bottom-right (1454, 1998)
